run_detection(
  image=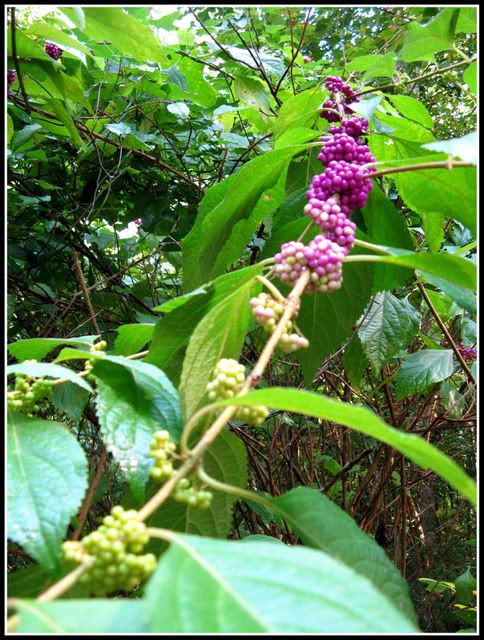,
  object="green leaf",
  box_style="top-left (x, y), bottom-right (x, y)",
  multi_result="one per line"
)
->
top-left (217, 388), bottom-right (476, 504)
top-left (423, 289), bottom-right (454, 322)
top-left (146, 264), bottom-right (263, 385)
top-left (174, 58), bottom-right (217, 108)
top-left (274, 128), bottom-right (320, 150)
top-left (114, 324), bottom-right (155, 356)
top-left (240, 534), bottom-right (285, 544)
top-left (456, 8), bottom-right (476, 33)
top-left (454, 569), bottom-right (476, 604)
top-left (8, 336), bottom-right (98, 362)
top-left (7, 114), bottom-right (14, 144)
top-left (399, 8), bottom-right (459, 62)
top-left (395, 349), bottom-right (454, 399)
top-left (182, 146), bottom-right (302, 289)
top-left (15, 600), bottom-right (150, 633)
top-left (104, 122), bottom-right (132, 137)
top-left (362, 185), bottom-right (415, 292)
top-left (346, 53), bottom-right (395, 78)
top-left (358, 292), bottom-right (420, 374)
top-left (371, 135), bottom-right (476, 249)
top-left (386, 94), bottom-right (433, 129)
top-left (179, 275), bottom-right (258, 418)
top-left (140, 430), bottom-right (247, 545)
top-left (25, 21), bottom-right (93, 57)
top-left (419, 272), bottom-right (476, 317)
top-left (272, 88), bottom-right (323, 139)
top-left (7, 28), bottom-right (50, 60)
top-left (8, 565), bottom-right (54, 600)
top-left (51, 382), bottom-right (90, 423)
top-left (79, 8), bottom-right (169, 67)
top-left (167, 101), bottom-right (190, 119)
top-left (418, 578), bottom-right (455, 593)
top-left (423, 132), bottom-right (478, 165)
top-left (464, 62), bottom-right (476, 93)
top-left (92, 357), bottom-right (181, 500)
top-left (269, 487), bottom-right (417, 623)
top-left (10, 124), bottom-right (44, 153)
top-left (60, 7), bottom-right (85, 30)
top-left (343, 335), bottom-right (368, 389)
top-left (356, 251), bottom-right (476, 292)
top-left (7, 413), bottom-right (88, 575)
top-left (234, 76), bottom-right (270, 109)
top-left (295, 261), bottom-right (374, 383)
top-left (348, 95), bottom-right (383, 123)
top-left (6, 362), bottom-right (92, 392)
top-left (144, 534), bottom-right (418, 632)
